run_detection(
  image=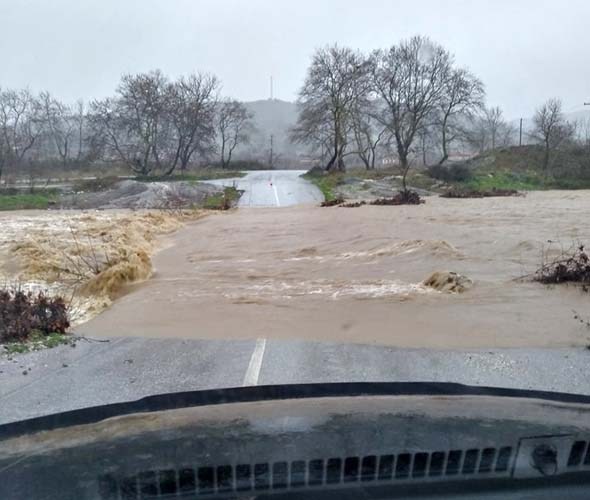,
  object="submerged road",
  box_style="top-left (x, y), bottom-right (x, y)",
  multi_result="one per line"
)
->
top-left (204, 169), bottom-right (324, 207)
